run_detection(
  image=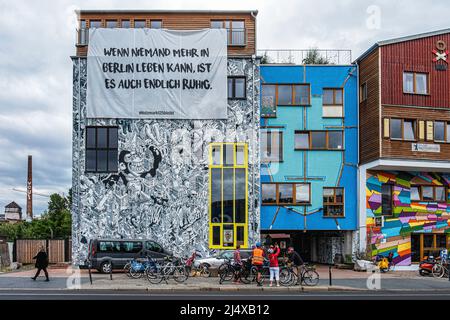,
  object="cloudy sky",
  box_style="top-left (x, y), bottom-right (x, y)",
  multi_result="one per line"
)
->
top-left (0, 0), bottom-right (448, 215)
